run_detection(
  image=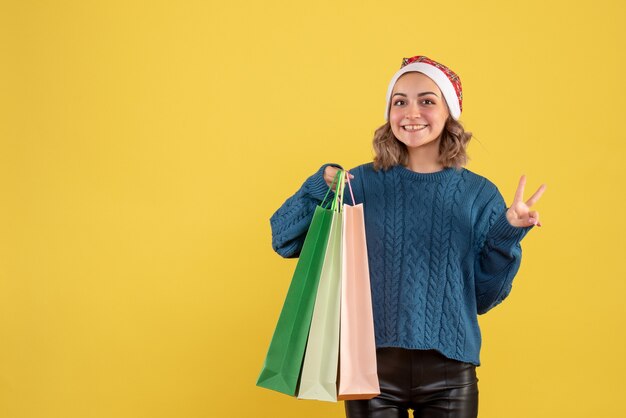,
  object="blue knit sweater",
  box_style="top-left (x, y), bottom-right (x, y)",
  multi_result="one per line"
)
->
top-left (270, 162), bottom-right (533, 366)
